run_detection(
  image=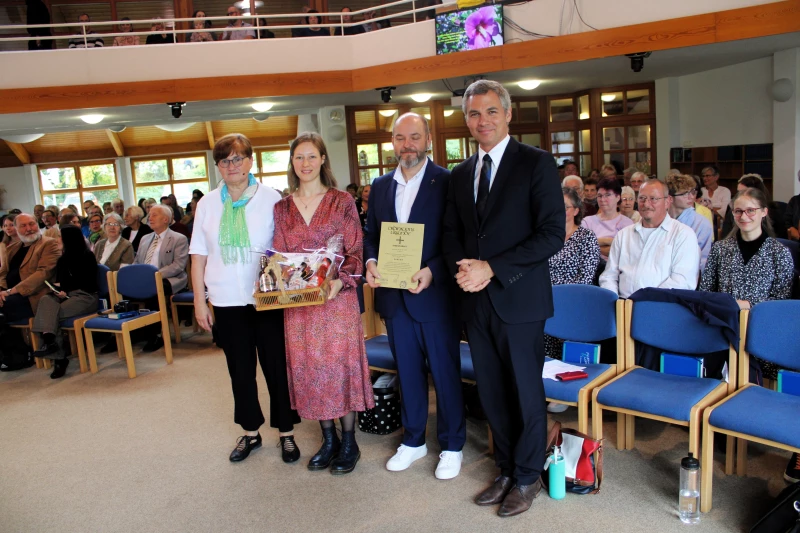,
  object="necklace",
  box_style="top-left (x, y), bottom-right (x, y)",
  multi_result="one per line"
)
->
top-left (294, 190), bottom-right (326, 209)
